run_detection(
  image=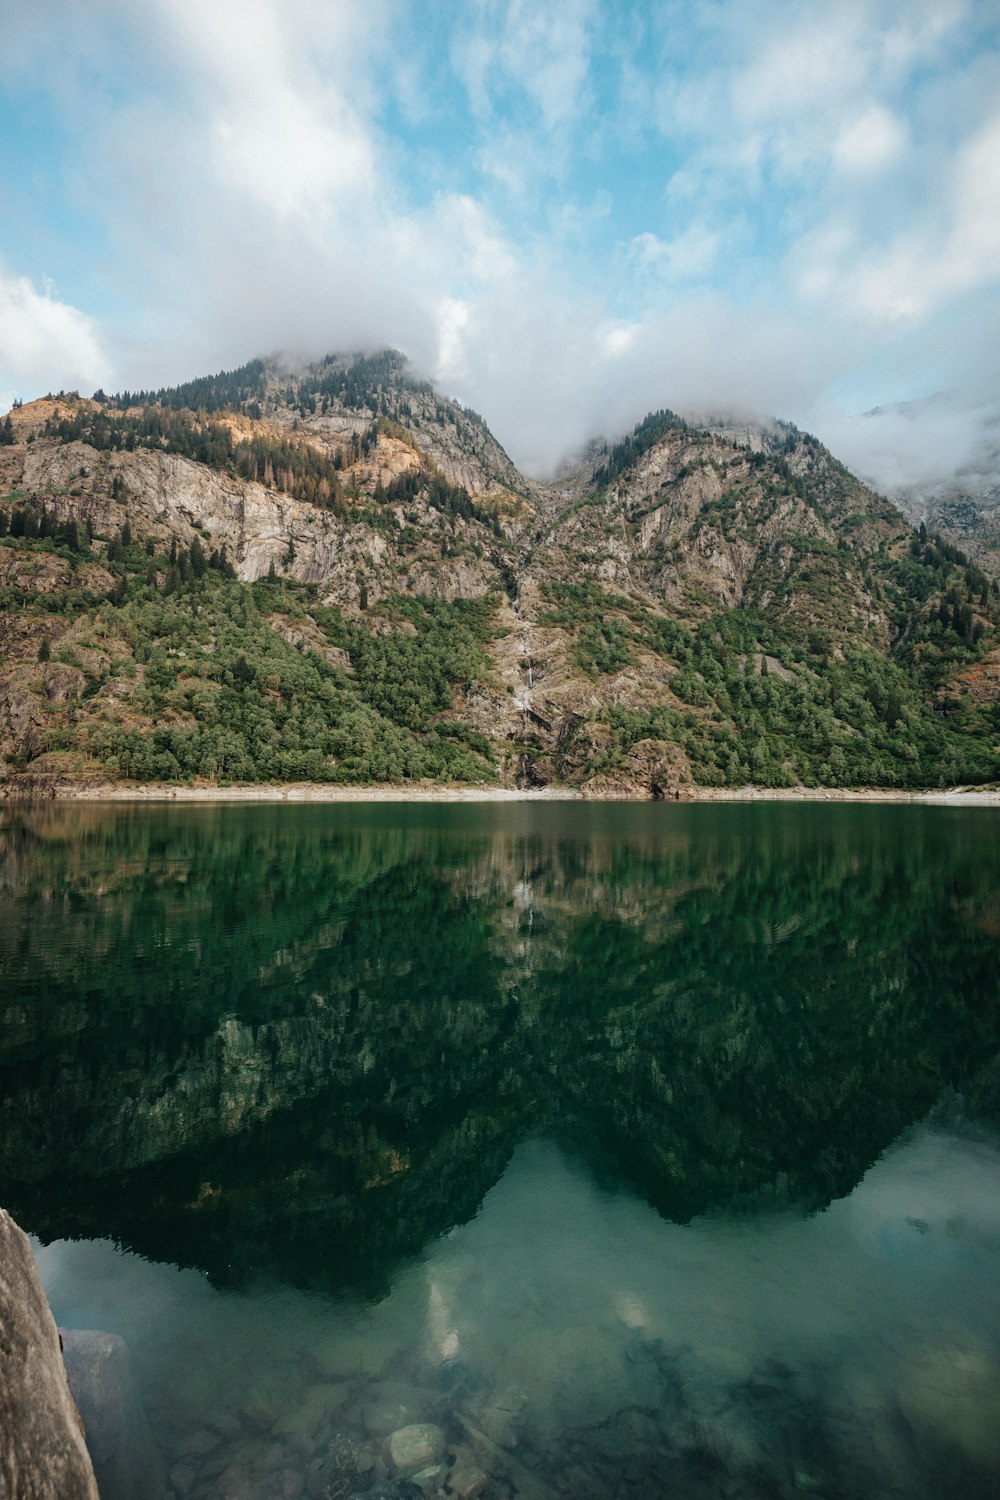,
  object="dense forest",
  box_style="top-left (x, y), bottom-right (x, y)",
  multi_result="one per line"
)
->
top-left (538, 528), bottom-right (1000, 789)
top-left (99, 358), bottom-right (268, 414)
top-left (1, 499), bottom-right (998, 789)
top-left (0, 509), bottom-right (497, 784)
